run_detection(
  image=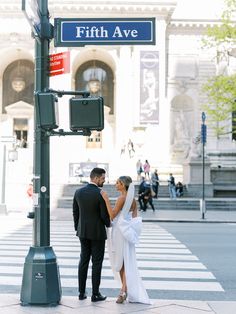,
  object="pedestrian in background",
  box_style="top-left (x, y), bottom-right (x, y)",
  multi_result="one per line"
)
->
top-left (168, 173), bottom-right (176, 199)
top-left (127, 139), bottom-right (135, 158)
top-left (143, 160), bottom-right (150, 179)
top-left (26, 182), bottom-right (33, 199)
top-left (26, 180), bottom-right (34, 218)
top-left (176, 181), bottom-right (184, 197)
top-left (151, 169), bottom-right (159, 198)
top-left (136, 159), bottom-right (143, 181)
top-left (137, 176), bottom-right (146, 210)
top-left (142, 181), bottom-right (155, 212)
